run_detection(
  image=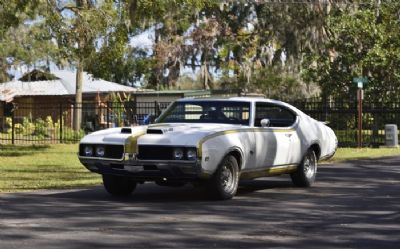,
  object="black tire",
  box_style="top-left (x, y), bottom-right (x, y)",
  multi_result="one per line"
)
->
top-left (290, 149), bottom-right (317, 187)
top-left (102, 174), bottom-right (137, 196)
top-left (207, 155), bottom-right (239, 200)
